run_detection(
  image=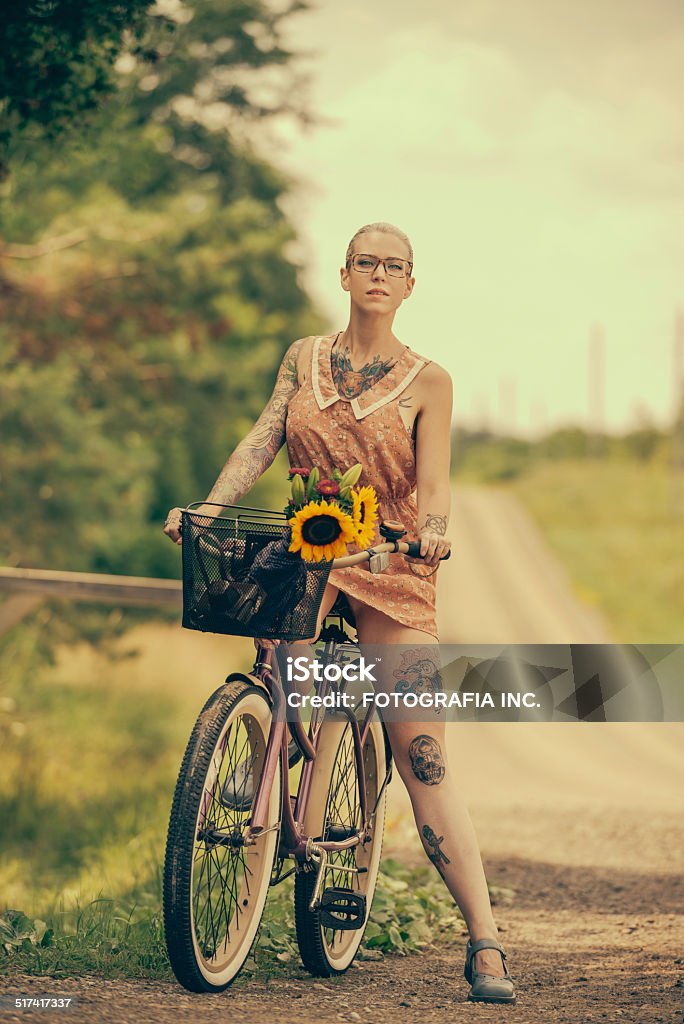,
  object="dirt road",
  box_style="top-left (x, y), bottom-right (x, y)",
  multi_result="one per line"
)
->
top-left (2, 485), bottom-right (682, 1023)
